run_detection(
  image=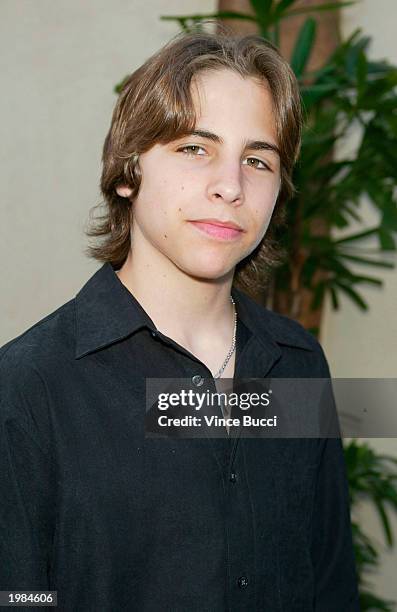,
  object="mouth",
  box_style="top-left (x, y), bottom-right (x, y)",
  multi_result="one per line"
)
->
top-left (188, 219), bottom-right (244, 241)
